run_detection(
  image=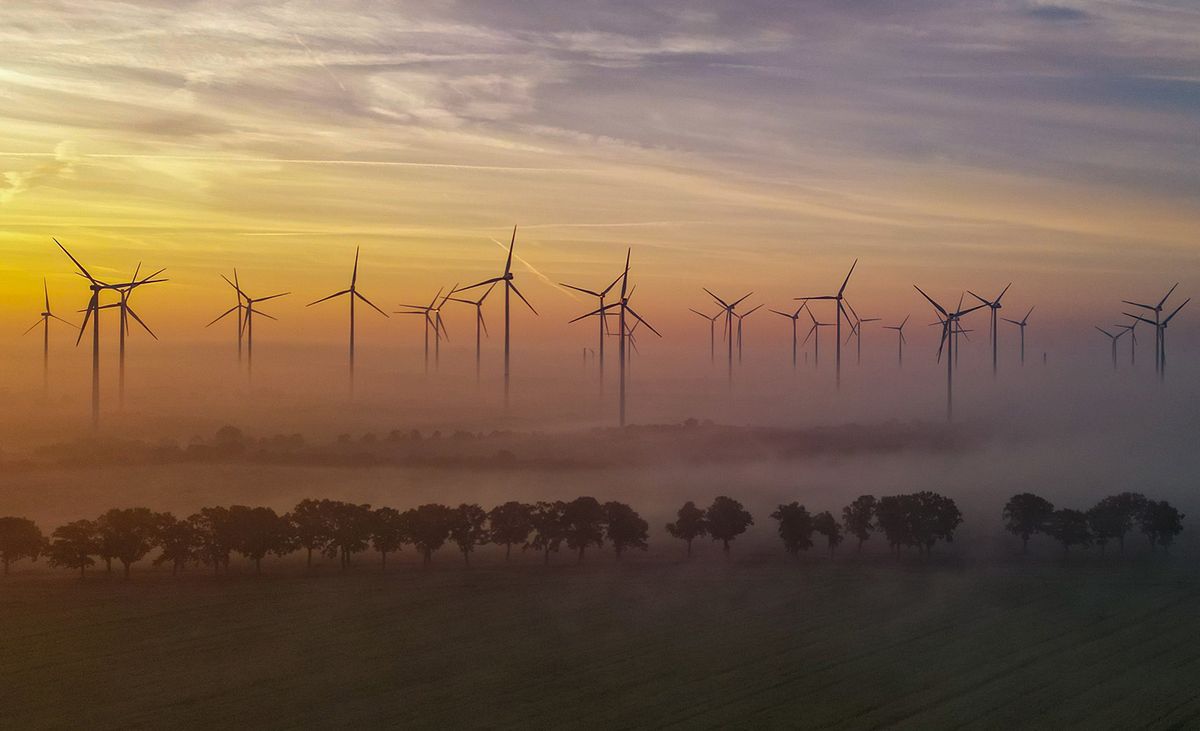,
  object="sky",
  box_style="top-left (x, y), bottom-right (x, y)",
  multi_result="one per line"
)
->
top-left (0, 1), bottom-right (1197, 426)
